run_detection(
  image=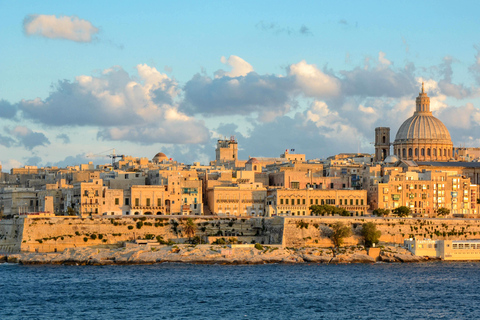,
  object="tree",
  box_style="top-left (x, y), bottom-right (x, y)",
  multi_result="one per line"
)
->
top-left (372, 208), bottom-right (390, 217)
top-left (310, 205), bottom-right (350, 216)
top-left (393, 206), bottom-right (410, 217)
top-left (182, 218), bottom-right (197, 240)
top-left (437, 207), bottom-right (450, 217)
top-left (330, 222), bottom-right (352, 249)
top-left (361, 222), bottom-right (381, 247)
